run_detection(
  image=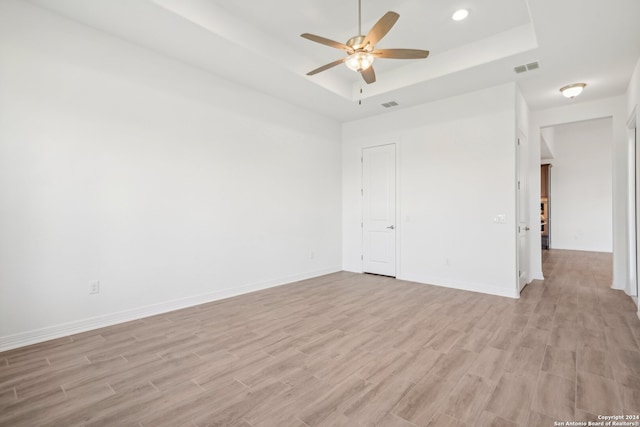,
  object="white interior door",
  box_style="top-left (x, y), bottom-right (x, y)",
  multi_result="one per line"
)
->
top-left (362, 144), bottom-right (396, 277)
top-left (517, 135), bottom-right (530, 290)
